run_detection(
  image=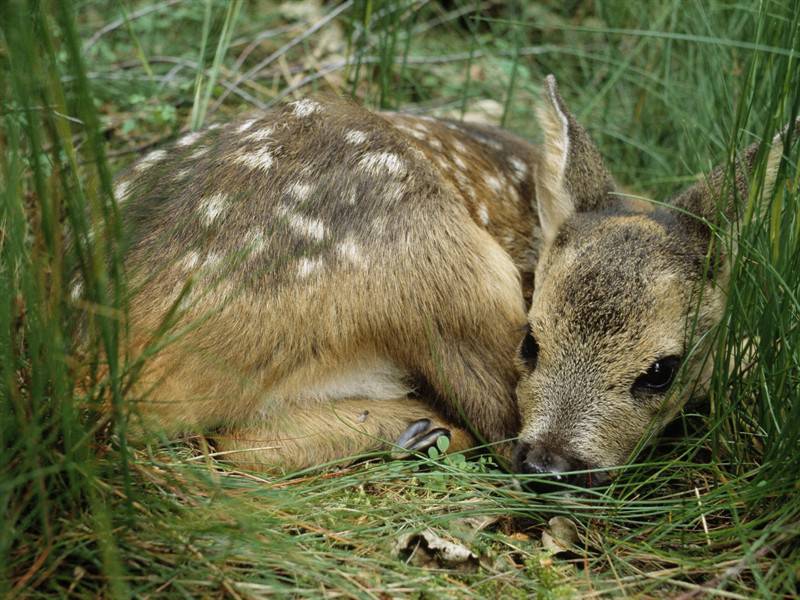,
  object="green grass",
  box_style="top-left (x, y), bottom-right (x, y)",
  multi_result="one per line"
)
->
top-left (2, 0), bottom-right (799, 597)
